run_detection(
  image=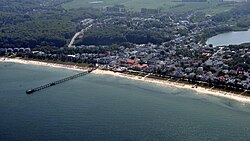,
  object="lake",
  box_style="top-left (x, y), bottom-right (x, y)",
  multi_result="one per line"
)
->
top-left (1, 62), bottom-right (250, 141)
top-left (206, 28), bottom-right (250, 46)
